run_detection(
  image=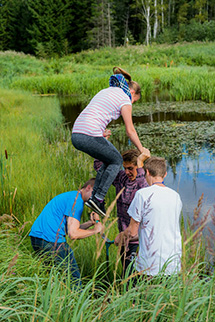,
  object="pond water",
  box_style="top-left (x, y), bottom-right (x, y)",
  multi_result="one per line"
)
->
top-left (166, 148), bottom-right (215, 224)
top-left (59, 97), bottom-right (215, 235)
